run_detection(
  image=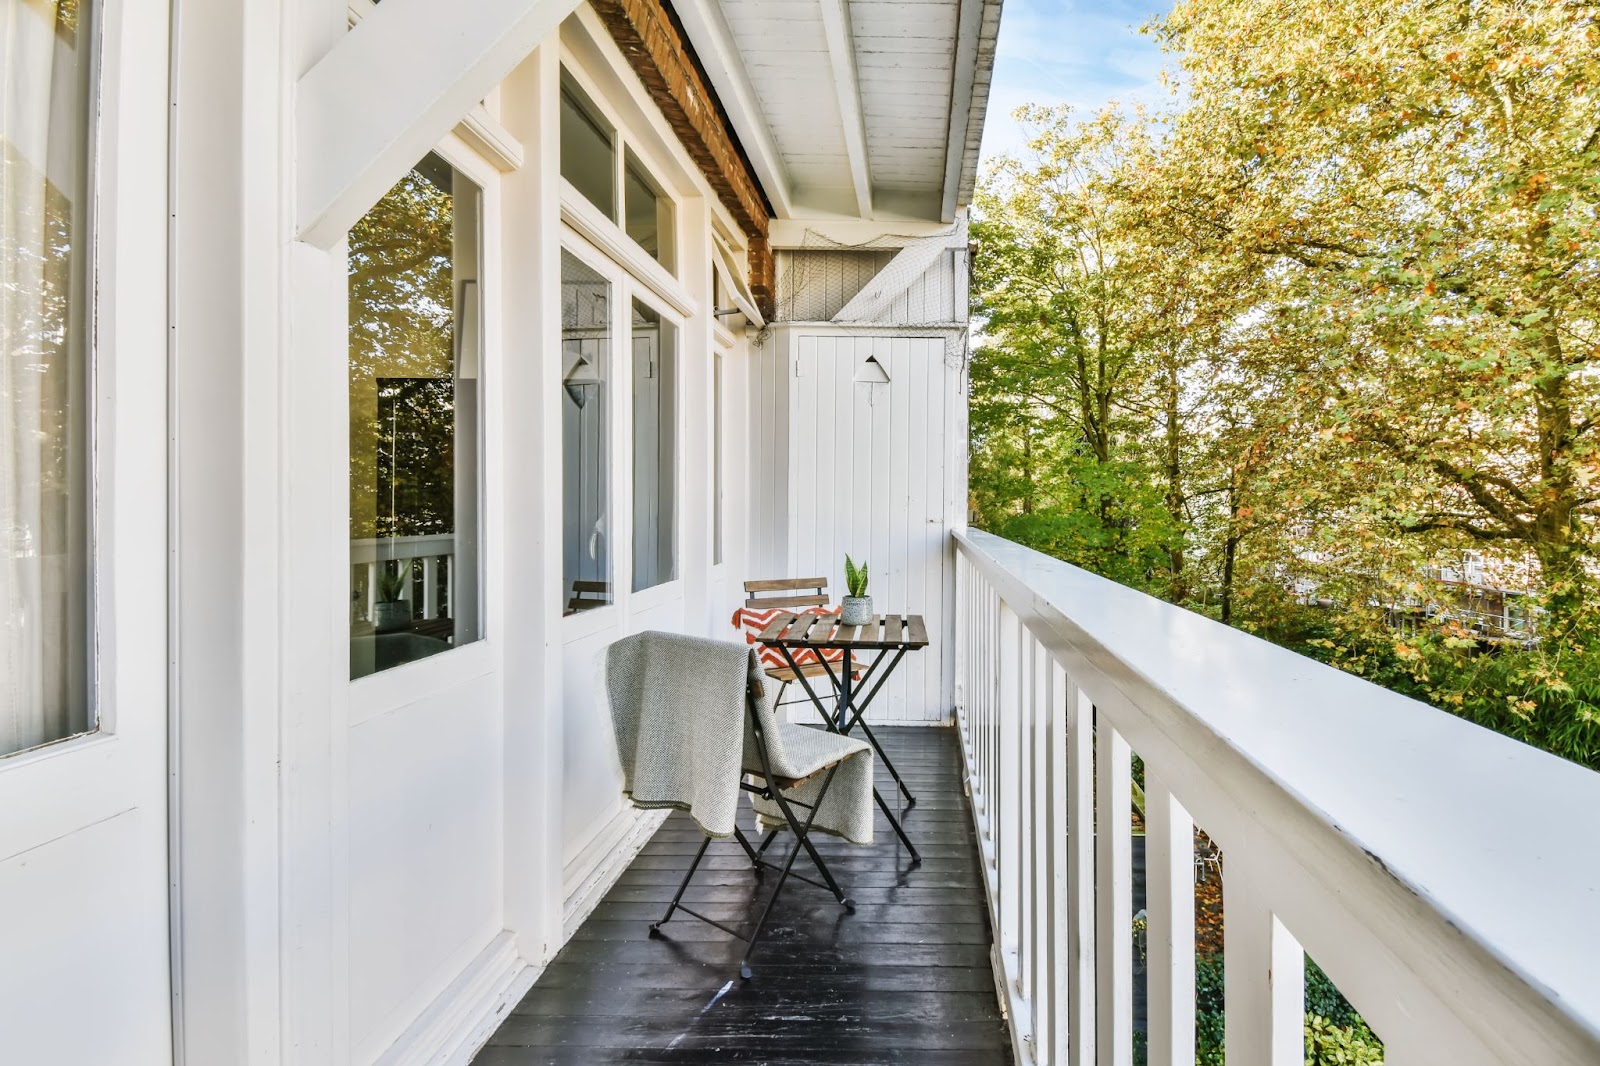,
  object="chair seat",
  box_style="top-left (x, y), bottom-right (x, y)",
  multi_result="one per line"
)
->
top-left (764, 661), bottom-right (861, 684)
top-left (745, 723), bottom-right (870, 791)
